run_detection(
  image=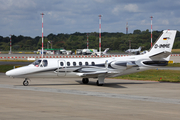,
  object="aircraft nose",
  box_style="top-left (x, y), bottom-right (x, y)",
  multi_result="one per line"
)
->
top-left (5, 66), bottom-right (29, 77)
top-left (5, 69), bottom-right (17, 76)
top-left (5, 70), bottom-right (13, 76)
